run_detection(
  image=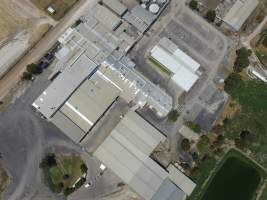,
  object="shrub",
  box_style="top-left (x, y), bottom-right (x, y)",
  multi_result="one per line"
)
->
top-left (80, 164), bottom-right (88, 174)
top-left (206, 10), bottom-right (216, 22)
top-left (26, 63), bottom-right (42, 74)
top-left (168, 110), bottom-right (180, 122)
top-left (186, 121), bottom-right (201, 133)
top-left (21, 72), bottom-right (32, 81)
top-left (189, 0), bottom-right (198, 10)
top-left (181, 138), bottom-right (191, 151)
top-left (234, 47), bottom-right (252, 72)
